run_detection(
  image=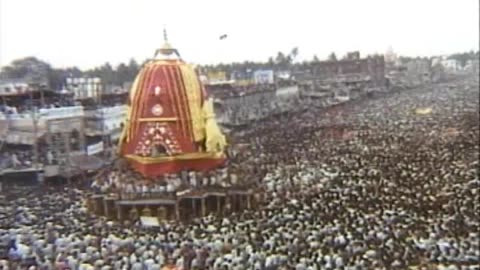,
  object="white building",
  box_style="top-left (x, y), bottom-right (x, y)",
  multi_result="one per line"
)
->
top-left (65, 77), bottom-right (102, 100)
top-left (384, 46), bottom-right (398, 64)
top-left (84, 105), bottom-right (127, 141)
top-left (465, 59), bottom-right (479, 73)
top-left (440, 59), bottom-right (461, 72)
top-left (0, 79), bottom-right (30, 96)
